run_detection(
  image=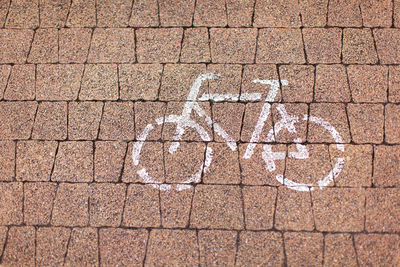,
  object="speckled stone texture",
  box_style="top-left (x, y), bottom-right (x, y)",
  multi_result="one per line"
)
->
top-left (1, 1), bottom-right (399, 266)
